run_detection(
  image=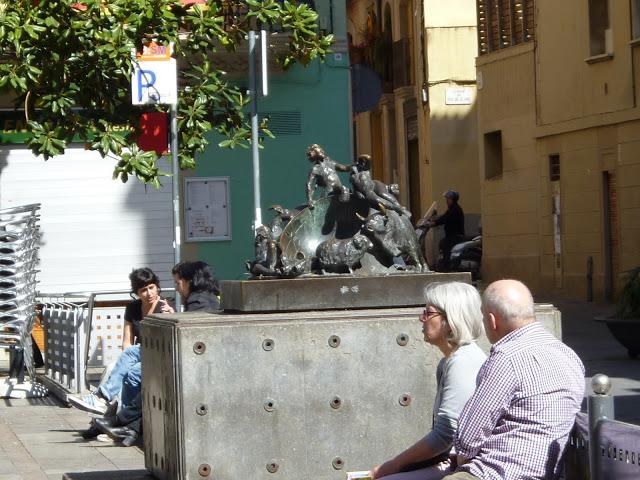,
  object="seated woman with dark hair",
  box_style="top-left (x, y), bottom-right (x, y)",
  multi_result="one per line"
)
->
top-left (69, 267), bottom-right (172, 446)
top-left (89, 261), bottom-right (220, 445)
top-left (172, 260), bottom-right (221, 312)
